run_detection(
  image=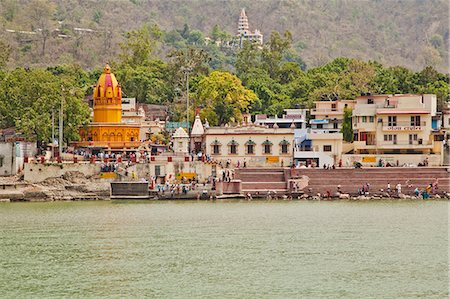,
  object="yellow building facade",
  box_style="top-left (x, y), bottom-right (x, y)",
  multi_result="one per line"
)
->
top-left (78, 65), bottom-right (140, 149)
